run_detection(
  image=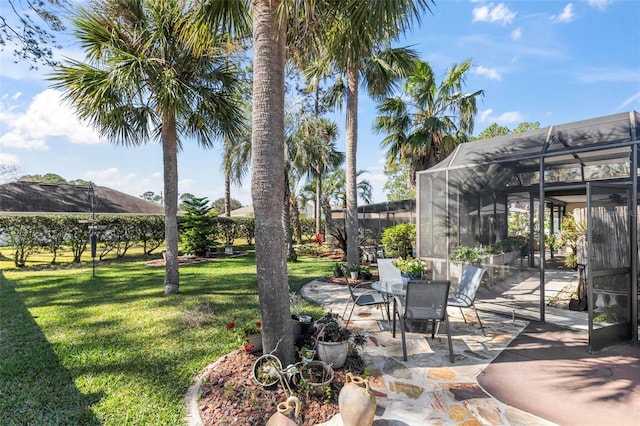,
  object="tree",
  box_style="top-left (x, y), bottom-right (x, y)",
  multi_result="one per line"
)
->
top-left (473, 123), bottom-right (509, 140)
top-left (317, 0), bottom-right (433, 269)
top-left (19, 173), bottom-right (67, 183)
top-left (383, 161), bottom-right (415, 201)
top-left (50, 0), bottom-right (244, 294)
top-left (513, 121), bottom-right (540, 134)
top-left (211, 197), bottom-right (242, 215)
top-left (473, 121), bottom-right (540, 140)
top-left (0, 0), bottom-right (66, 67)
top-left (141, 191), bottom-right (163, 204)
top-left (374, 59), bottom-right (484, 186)
top-left (181, 197), bottom-right (214, 256)
top-left (296, 117), bottom-right (343, 235)
top-left (250, 0), bottom-right (294, 365)
top-left (0, 164), bottom-right (19, 183)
